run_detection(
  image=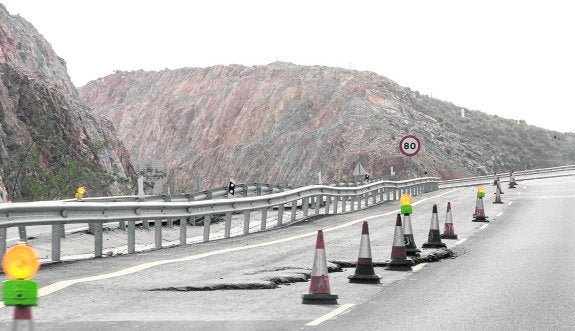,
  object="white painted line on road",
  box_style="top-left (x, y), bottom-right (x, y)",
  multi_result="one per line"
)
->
top-left (508, 201), bottom-right (513, 206)
top-left (0, 188), bottom-right (461, 309)
top-left (306, 303), bottom-right (355, 326)
top-left (517, 192), bottom-right (522, 195)
top-left (454, 238), bottom-right (468, 246)
top-left (496, 212), bottom-right (503, 217)
top-left (412, 263), bottom-right (427, 272)
top-left (479, 224), bottom-right (489, 230)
